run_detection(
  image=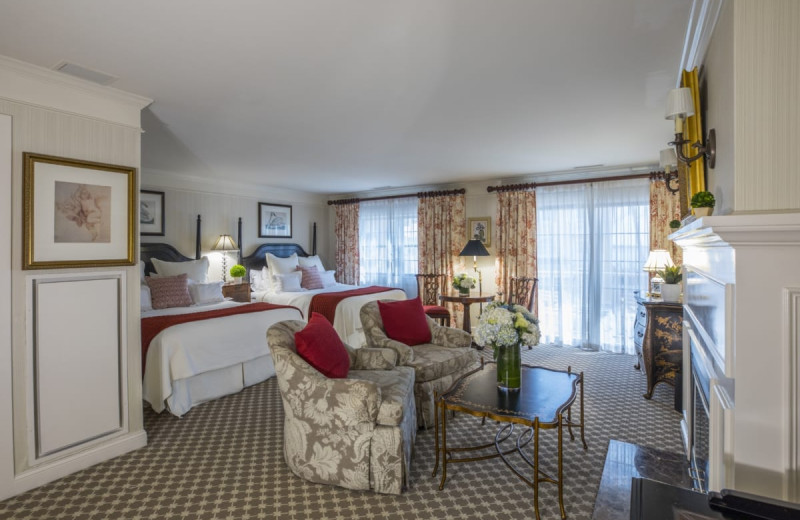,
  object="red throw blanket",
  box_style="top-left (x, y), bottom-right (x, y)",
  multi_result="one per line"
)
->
top-left (309, 286), bottom-right (399, 324)
top-left (140, 303), bottom-right (298, 373)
